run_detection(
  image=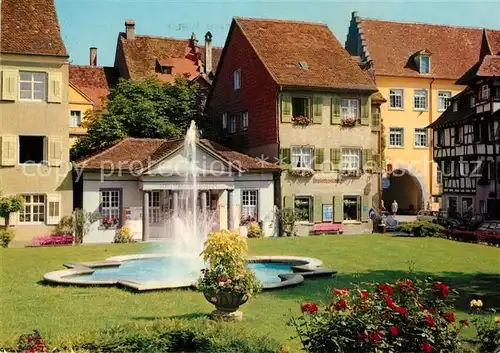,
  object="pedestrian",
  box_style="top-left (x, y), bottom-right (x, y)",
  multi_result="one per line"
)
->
top-left (391, 200), bottom-right (398, 215)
